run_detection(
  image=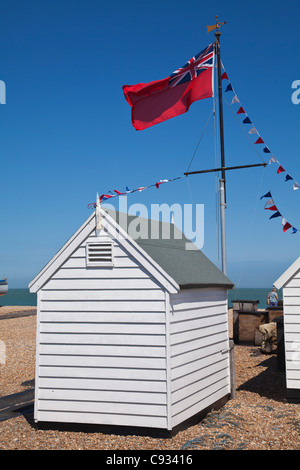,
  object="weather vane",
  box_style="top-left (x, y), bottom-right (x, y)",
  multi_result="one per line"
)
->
top-left (207, 16), bottom-right (226, 34)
